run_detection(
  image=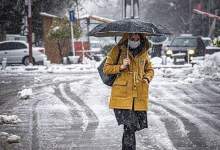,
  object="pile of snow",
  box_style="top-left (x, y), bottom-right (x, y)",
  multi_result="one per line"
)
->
top-left (151, 56), bottom-right (174, 66)
top-left (157, 67), bottom-right (192, 78)
top-left (0, 132), bottom-right (9, 138)
top-left (0, 132), bottom-right (21, 144)
top-left (0, 115), bottom-right (21, 124)
top-left (157, 52), bottom-right (220, 83)
top-left (190, 52), bottom-right (220, 80)
top-left (151, 57), bottom-right (162, 65)
top-left (34, 77), bottom-right (42, 83)
top-left (17, 88), bottom-right (32, 99)
top-left (7, 134), bottom-right (21, 144)
top-left (166, 57), bottom-right (174, 65)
